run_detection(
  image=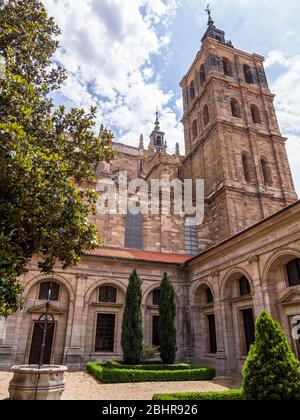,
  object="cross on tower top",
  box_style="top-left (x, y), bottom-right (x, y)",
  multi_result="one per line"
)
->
top-left (205, 3), bottom-right (214, 26)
